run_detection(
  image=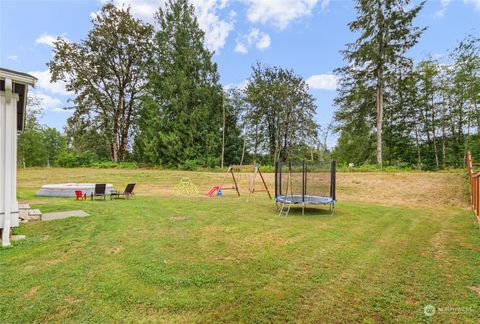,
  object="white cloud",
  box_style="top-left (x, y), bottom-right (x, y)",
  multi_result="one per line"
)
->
top-left (193, 0), bottom-right (235, 52)
top-left (35, 32), bottom-right (58, 47)
top-left (29, 70), bottom-right (70, 95)
top-left (320, 0), bottom-right (329, 11)
top-left (30, 91), bottom-right (65, 112)
top-left (235, 28), bottom-right (271, 54)
top-left (90, 10), bottom-right (101, 20)
top-left (51, 108), bottom-right (68, 112)
top-left (7, 55), bottom-right (18, 60)
top-left (105, 0), bottom-right (234, 53)
top-left (434, 8), bottom-right (446, 17)
top-left (35, 32), bottom-right (69, 47)
top-left (234, 42), bottom-right (248, 54)
top-left (465, 0), bottom-right (480, 10)
top-left (102, 0), bottom-right (162, 19)
top-left (435, 0), bottom-right (454, 17)
top-left (224, 79), bottom-right (248, 90)
top-left (256, 33), bottom-right (271, 49)
top-left (306, 74), bottom-right (337, 90)
top-left (243, 0), bottom-right (320, 29)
